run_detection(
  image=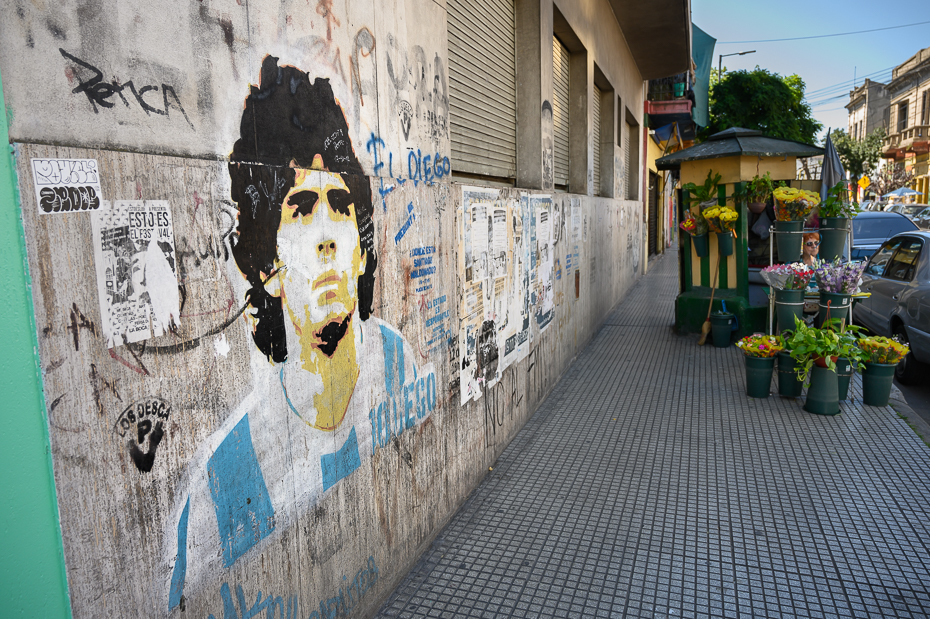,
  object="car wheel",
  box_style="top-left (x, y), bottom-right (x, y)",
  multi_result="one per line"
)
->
top-left (893, 325), bottom-right (924, 385)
